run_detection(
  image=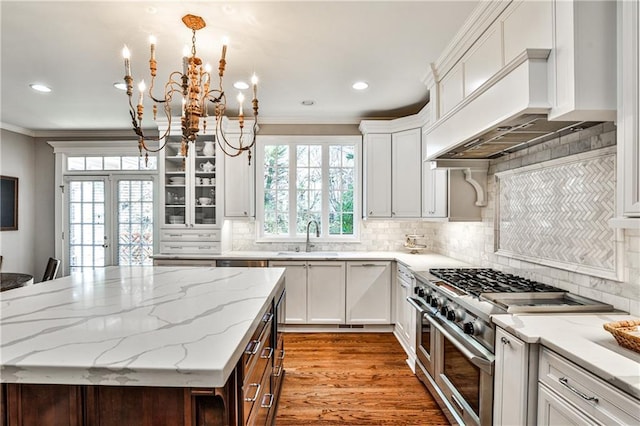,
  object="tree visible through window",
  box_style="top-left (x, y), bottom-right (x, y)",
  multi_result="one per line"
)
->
top-left (260, 137), bottom-right (358, 239)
